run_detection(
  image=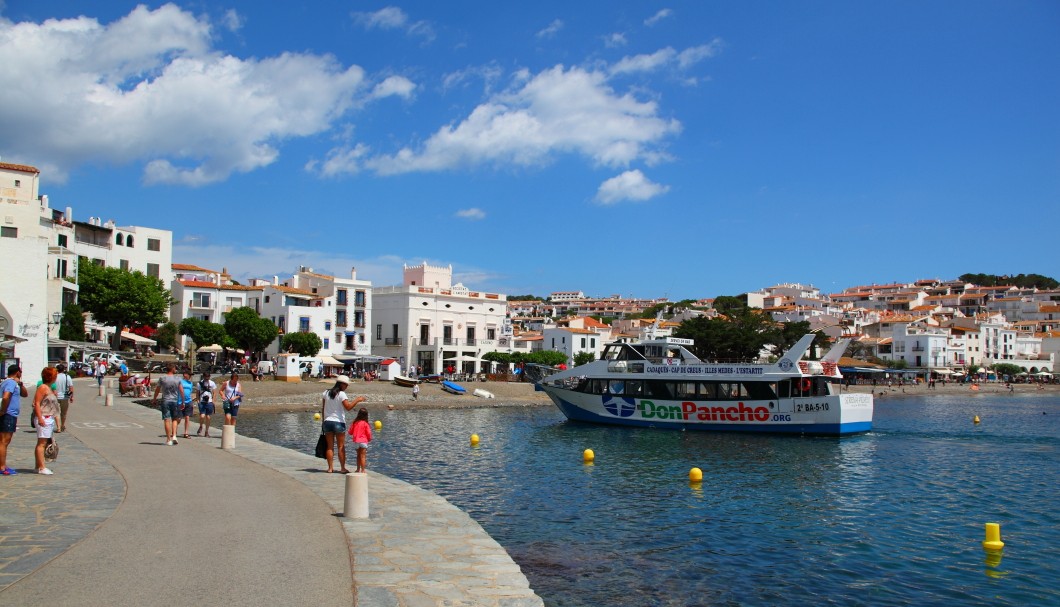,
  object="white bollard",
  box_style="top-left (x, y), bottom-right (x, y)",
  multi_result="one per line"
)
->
top-left (343, 472), bottom-right (369, 518)
top-left (221, 424), bottom-right (235, 450)
top-left (98, 383), bottom-right (104, 397)
top-left (110, 378), bottom-right (118, 389)
top-left (105, 394), bottom-right (113, 407)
